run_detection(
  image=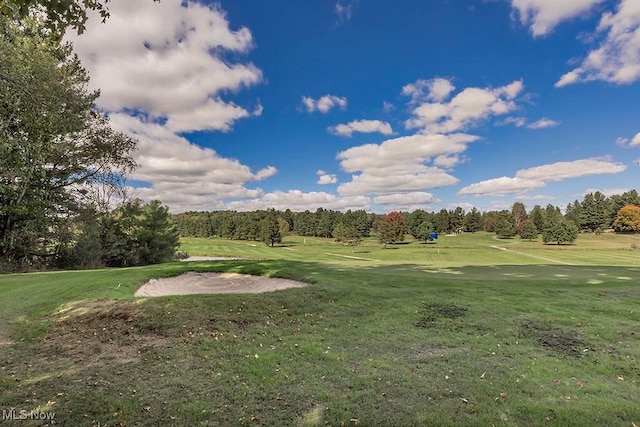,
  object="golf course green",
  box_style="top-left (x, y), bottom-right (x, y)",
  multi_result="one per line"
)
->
top-left (1, 232), bottom-right (639, 426)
